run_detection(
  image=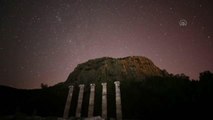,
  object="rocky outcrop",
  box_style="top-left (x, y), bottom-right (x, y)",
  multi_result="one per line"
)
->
top-left (65, 56), bottom-right (164, 85)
